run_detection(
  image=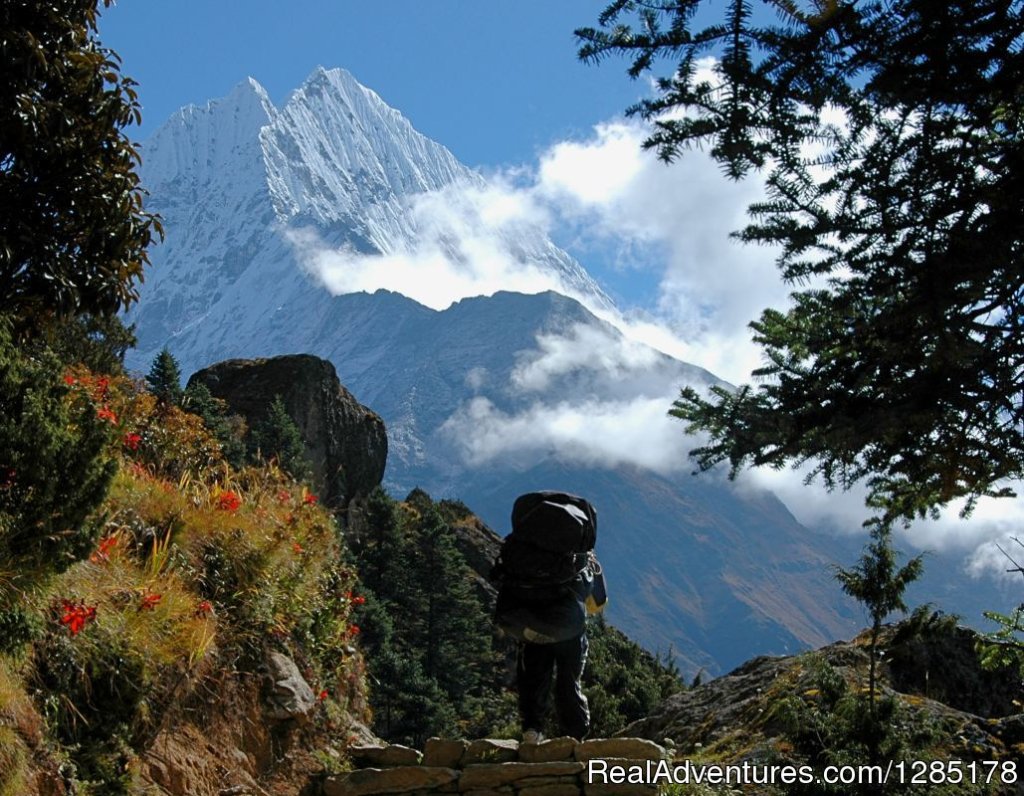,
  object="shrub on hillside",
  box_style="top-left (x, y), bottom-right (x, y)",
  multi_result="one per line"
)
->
top-left (0, 321), bottom-right (118, 634)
